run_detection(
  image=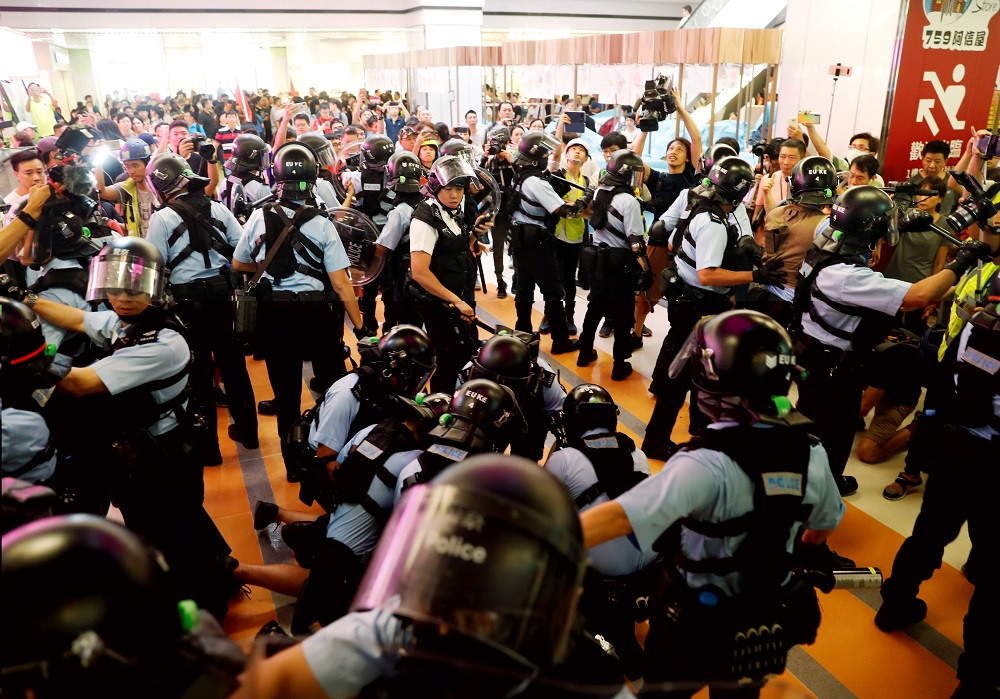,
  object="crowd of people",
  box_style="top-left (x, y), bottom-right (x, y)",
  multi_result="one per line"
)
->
top-left (2, 78), bottom-right (998, 699)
